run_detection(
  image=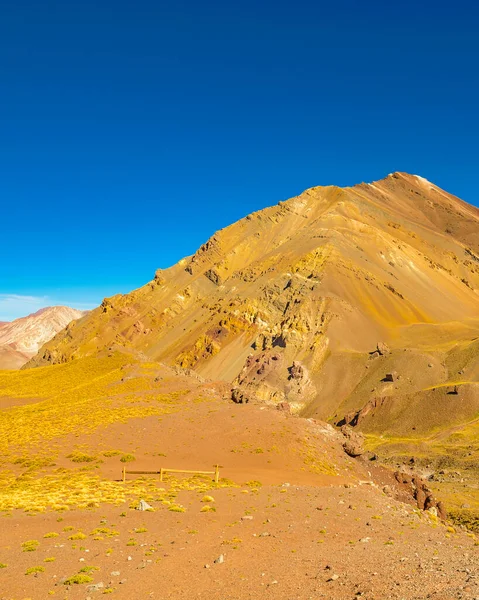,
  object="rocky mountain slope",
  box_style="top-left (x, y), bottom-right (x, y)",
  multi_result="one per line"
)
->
top-left (26, 173), bottom-right (479, 459)
top-left (0, 306), bottom-right (86, 369)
